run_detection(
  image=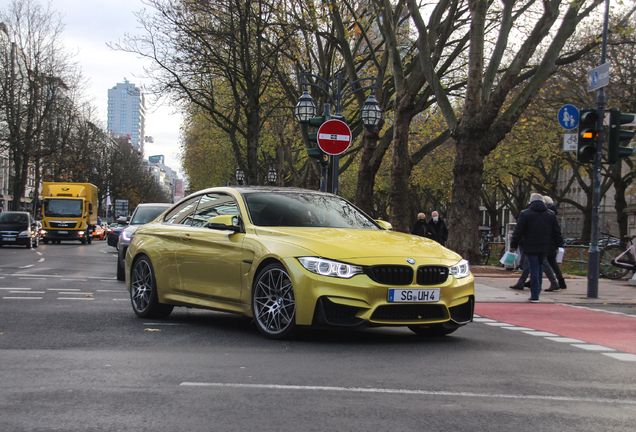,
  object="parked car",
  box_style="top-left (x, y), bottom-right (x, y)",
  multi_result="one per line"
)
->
top-left (107, 219), bottom-right (128, 248)
top-left (92, 224), bottom-right (106, 240)
top-left (116, 203), bottom-right (171, 280)
top-left (125, 187), bottom-right (474, 339)
top-left (0, 211), bottom-right (39, 248)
